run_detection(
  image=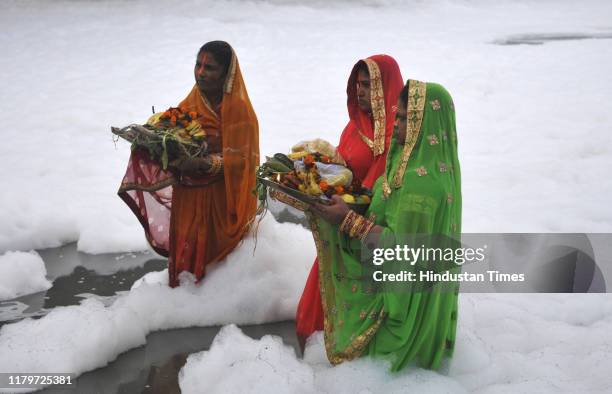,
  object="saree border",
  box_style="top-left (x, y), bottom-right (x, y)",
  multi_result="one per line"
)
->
top-left (362, 59), bottom-right (385, 157)
top-left (269, 189), bottom-right (308, 212)
top-left (312, 215), bottom-right (387, 365)
top-left (382, 79), bottom-right (427, 198)
top-left (199, 92), bottom-right (218, 119)
top-left (224, 50), bottom-right (238, 94)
